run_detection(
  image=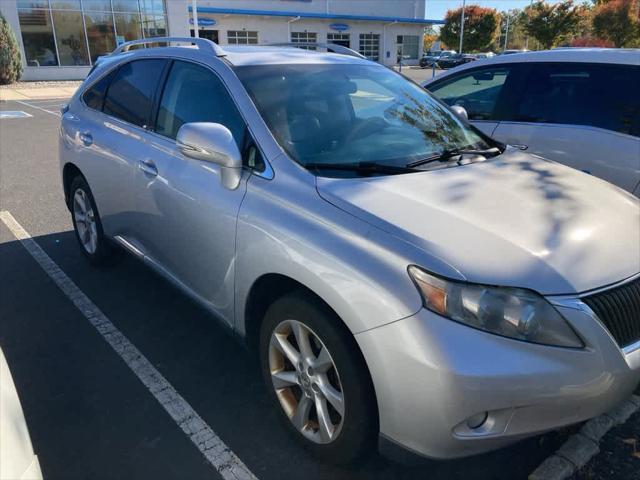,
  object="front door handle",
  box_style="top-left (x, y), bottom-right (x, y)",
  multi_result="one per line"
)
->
top-left (79, 131), bottom-right (93, 146)
top-left (138, 159), bottom-right (158, 176)
top-left (510, 144), bottom-right (528, 151)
